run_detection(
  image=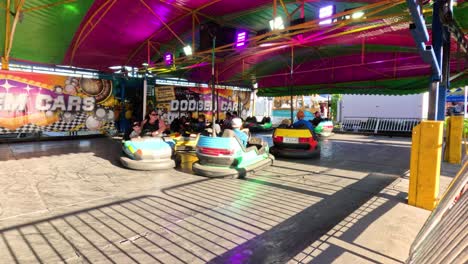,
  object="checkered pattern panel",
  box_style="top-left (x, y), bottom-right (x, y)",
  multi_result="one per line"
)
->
top-left (44, 112), bottom-right (89, 132)
top-left (0, 108), bottom-right (117, 134)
